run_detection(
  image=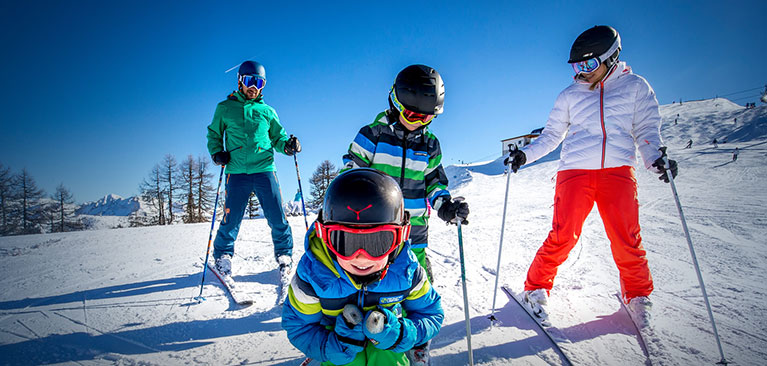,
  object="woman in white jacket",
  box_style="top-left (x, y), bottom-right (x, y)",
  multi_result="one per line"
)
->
top-left (505, 25), bottom-right (678, 327)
